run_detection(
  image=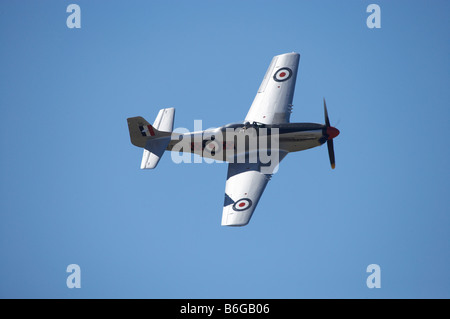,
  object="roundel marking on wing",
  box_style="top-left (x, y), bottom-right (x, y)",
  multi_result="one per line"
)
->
top-left (232, 198), bottom-right (253, 211)
top-left (273, 67), bottom-right (293, 82)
